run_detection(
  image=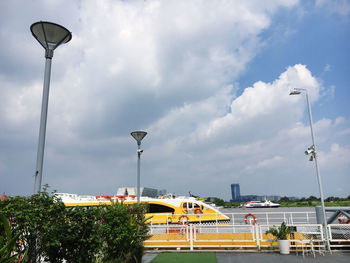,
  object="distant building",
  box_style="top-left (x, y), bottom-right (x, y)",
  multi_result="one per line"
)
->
top-left (230, 184), bottom-right (281, 202)
top-left (239, 195), bottom-right (259, 202)
top-left (116, 187), bottom-right (166, 198)
top-left (231, 184), bottom-right (241, 201)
